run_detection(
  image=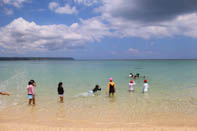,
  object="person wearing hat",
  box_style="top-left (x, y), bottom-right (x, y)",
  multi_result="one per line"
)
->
top-left (128, 80), bottom-right (136, 92)
top-left (143, 80), bottom-right (149, 93)
top-left (106, 78), bottom-right (116, 96)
